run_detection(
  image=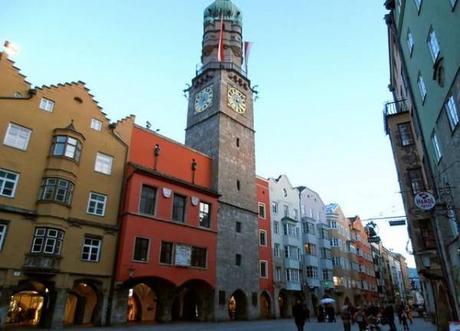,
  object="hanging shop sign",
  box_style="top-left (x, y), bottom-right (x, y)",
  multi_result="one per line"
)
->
top-left (414, 192), bottom-right (436, 210)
